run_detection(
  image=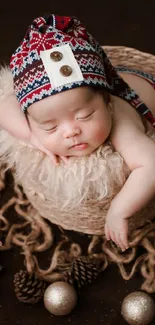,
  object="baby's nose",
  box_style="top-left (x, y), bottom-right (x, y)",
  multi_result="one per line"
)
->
top-left (63, 125), bottom-right (81, 138)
